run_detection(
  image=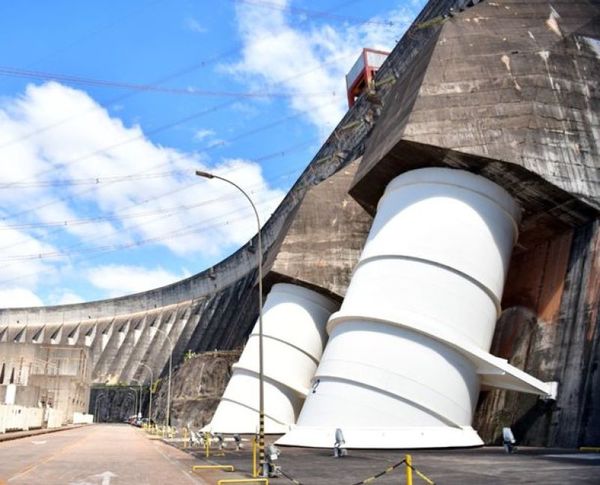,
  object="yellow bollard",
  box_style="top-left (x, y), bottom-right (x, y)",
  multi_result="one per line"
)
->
top-left (204, 432), bottom-right (211, 458)
top-left (252, 436), bottom-right (258, 478)
top-left (405, 454), bottom-right (413, 485)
